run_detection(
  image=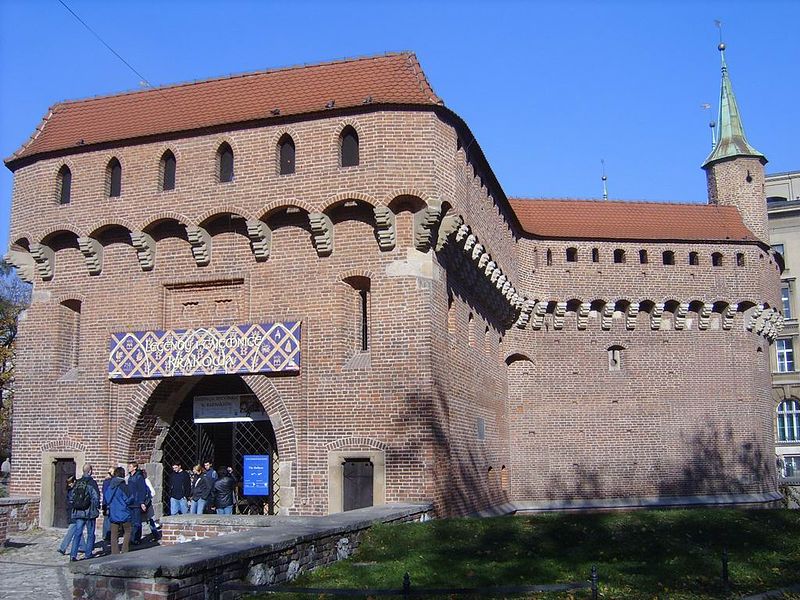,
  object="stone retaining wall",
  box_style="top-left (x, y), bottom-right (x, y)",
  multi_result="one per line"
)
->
top-left (160, 514), bottom-right (275, 545)
top-left (72, 503), bottom-right (432, 600)
top-left (0, 497), bottom-right (38, 545)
